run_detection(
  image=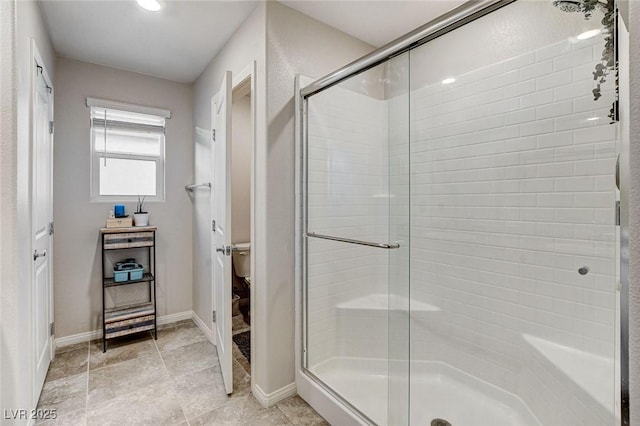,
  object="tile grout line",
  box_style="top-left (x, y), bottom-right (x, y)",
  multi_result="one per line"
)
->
top-left (152, 331), bottom-right (191, 426)
top-left (275, 405), bottom-right (296, 426)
